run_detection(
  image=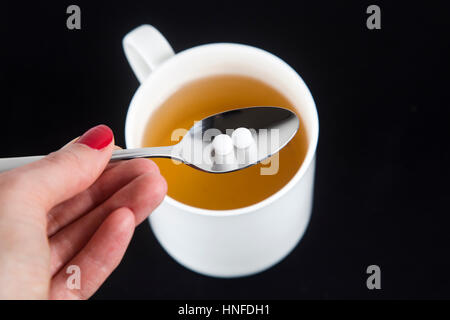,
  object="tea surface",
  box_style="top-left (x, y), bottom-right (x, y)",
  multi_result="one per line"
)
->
top-left (142, 75), bottom-right (308, 210)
